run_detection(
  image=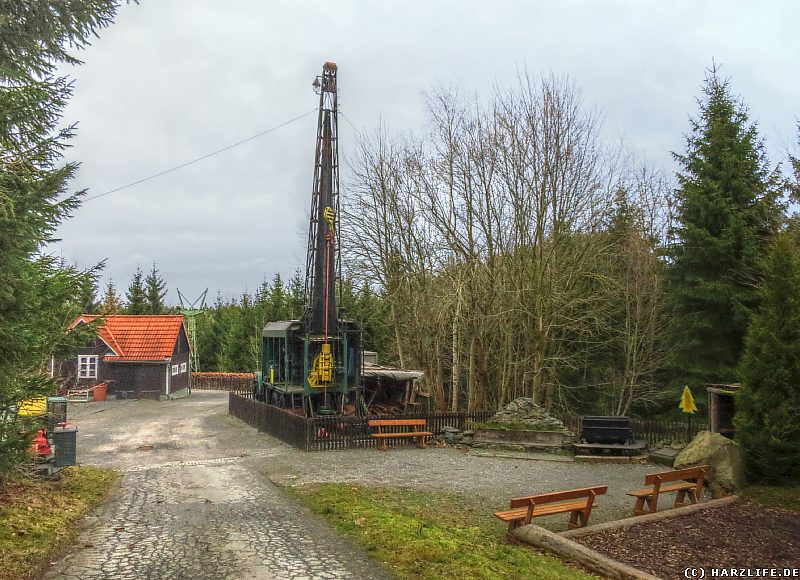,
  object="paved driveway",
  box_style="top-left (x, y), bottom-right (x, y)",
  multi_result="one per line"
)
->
top-left (44, 391), bottom-right (392, 580)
